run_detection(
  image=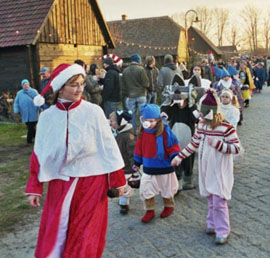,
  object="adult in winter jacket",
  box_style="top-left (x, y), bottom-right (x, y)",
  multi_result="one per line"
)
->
top-left (144, 56), bottom-right (159, 104)
top-left (254, 62), bottom-right (266, 93)
top-left (13, 79), bottom-right (39, 143)
top-left (85, 63), bottom-right (103, 105)
top-left (121, 54), bottom-right (149, 134)
top-left (102, 57), bottom-right (121, 117)
top-left (157, 54), bottom-right (184, 96)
